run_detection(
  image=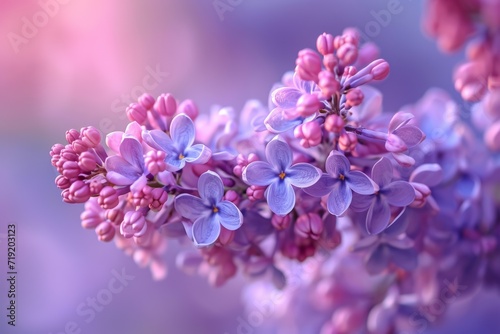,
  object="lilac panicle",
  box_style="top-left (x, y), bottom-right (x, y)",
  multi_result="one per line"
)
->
top-left (243, 137), bottom-right (321, 215)
top-left (174, 171), bottom-right (243, 246)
